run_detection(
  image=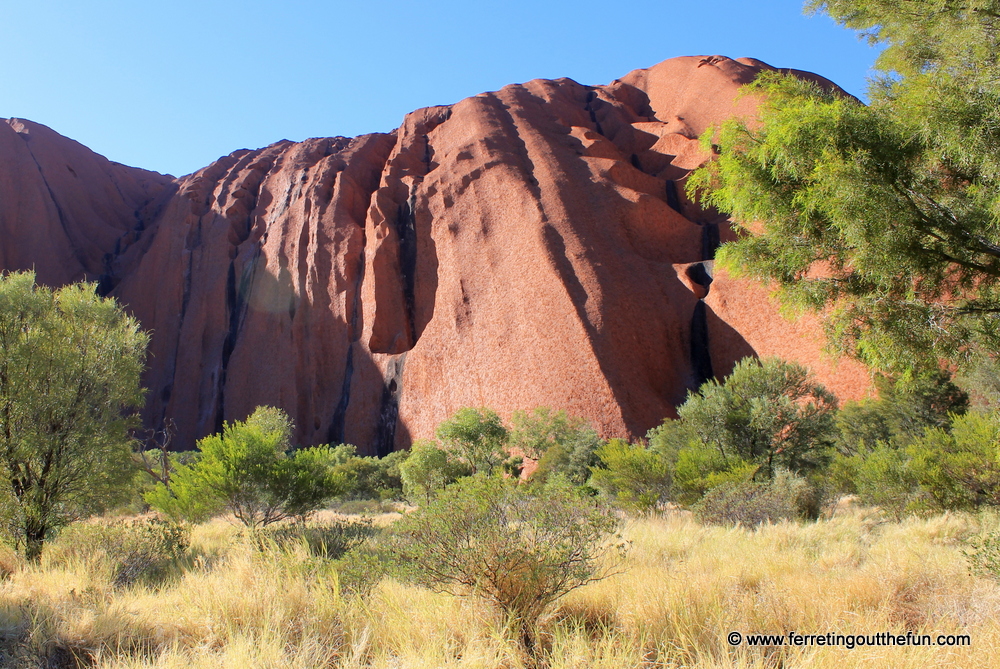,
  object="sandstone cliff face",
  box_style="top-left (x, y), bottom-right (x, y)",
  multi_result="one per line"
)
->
top-left (0, 56), bottom-right (871, 453)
